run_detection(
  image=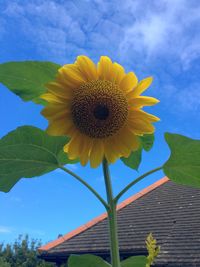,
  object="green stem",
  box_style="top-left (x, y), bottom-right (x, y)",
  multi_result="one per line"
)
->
top-left (114, 166), bottom-right (163, 204)
top-left (59, 165), bottom-right (109, 211)
top-left (103, 159), bottom-right (121, 267)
